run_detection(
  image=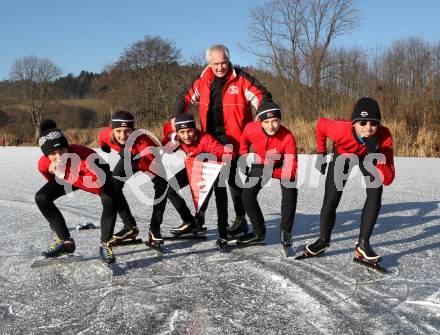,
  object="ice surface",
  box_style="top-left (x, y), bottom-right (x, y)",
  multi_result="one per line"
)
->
top-left (0, 148), bottom-right (439, 334)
